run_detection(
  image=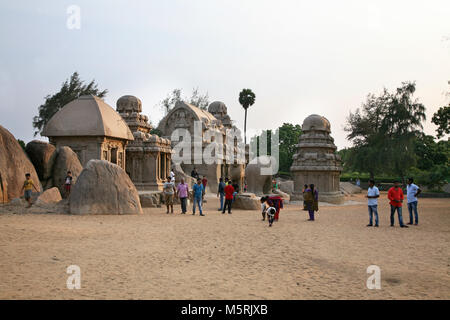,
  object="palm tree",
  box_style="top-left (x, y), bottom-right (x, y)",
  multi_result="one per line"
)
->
top-left (238, 89), bottom-right (256, 145)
